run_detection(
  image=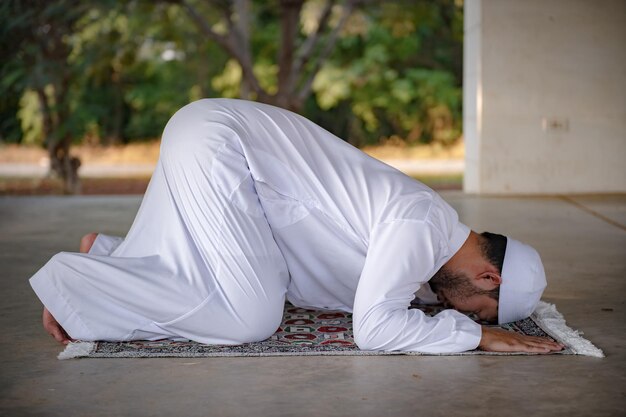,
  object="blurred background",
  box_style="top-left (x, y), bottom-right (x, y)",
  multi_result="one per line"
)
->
top-left (0, 0), bottom-right (624, 196)
top-left (0, 0), bottom-right (465, 194)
